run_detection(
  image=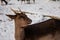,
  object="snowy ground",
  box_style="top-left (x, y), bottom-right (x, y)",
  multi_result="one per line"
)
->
top-left (0, 0), bottom-right (60, 40)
